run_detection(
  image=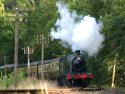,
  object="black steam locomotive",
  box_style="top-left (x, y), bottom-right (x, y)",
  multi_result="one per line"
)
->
top-left (57, 50), bottom-right (93, 87)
